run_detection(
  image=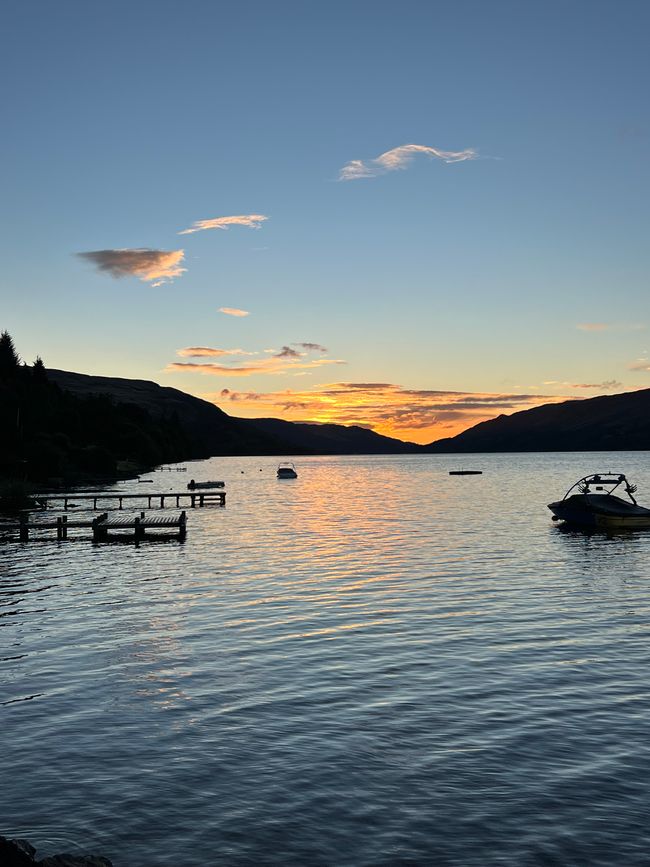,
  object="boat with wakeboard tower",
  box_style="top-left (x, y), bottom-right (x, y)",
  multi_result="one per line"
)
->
top-left (548, 472), bottom-right (650, 529)
top-left (277, 462), bottom-right (298, 479)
